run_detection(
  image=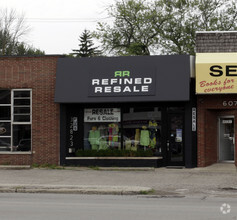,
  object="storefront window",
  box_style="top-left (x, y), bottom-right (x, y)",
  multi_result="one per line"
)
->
top-left (13, 125), bottom-right (31, 151)
top-left (81, 107), bottom-right (162, 155)
top-left (0, 89), bottom-right (32, 152)
top-left (123, 107), bottom-right (162, 155)
top-left (84, 108), bottom-right (121, 150)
